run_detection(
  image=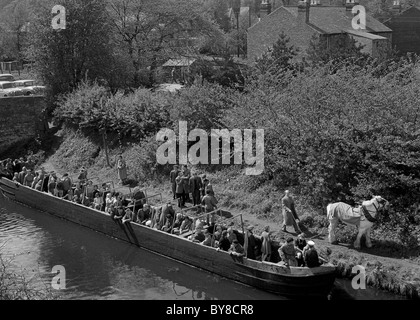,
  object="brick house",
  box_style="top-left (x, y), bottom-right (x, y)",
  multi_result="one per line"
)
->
top-left (383, 2), bottom-right (420, 55)
top-left (247, 0), bottom-right (393, 62)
